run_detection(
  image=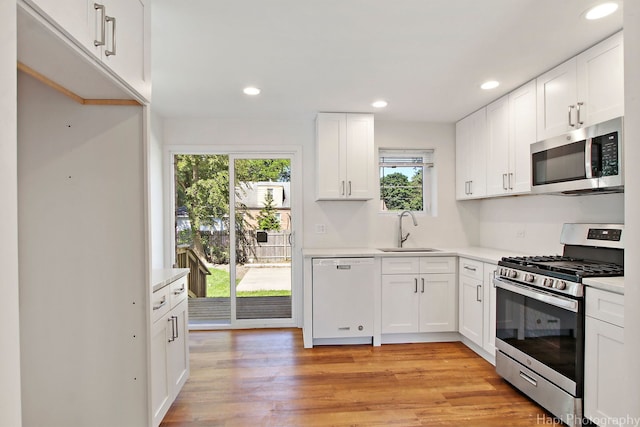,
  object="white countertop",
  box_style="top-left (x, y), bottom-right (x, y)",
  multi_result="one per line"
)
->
top-left (152, 268), bottom-right (190, 292)
top-left (302, 246), bottom-right (527, 265)
top-left (583, 276), bottom-right (625, 295)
